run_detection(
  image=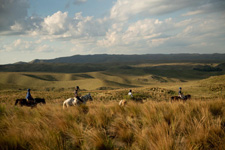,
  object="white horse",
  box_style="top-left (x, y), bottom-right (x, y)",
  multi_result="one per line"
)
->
top-left (119, 99), bottom-right (127, 106)
top-left (63, 93), bottom-right (93, 109)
